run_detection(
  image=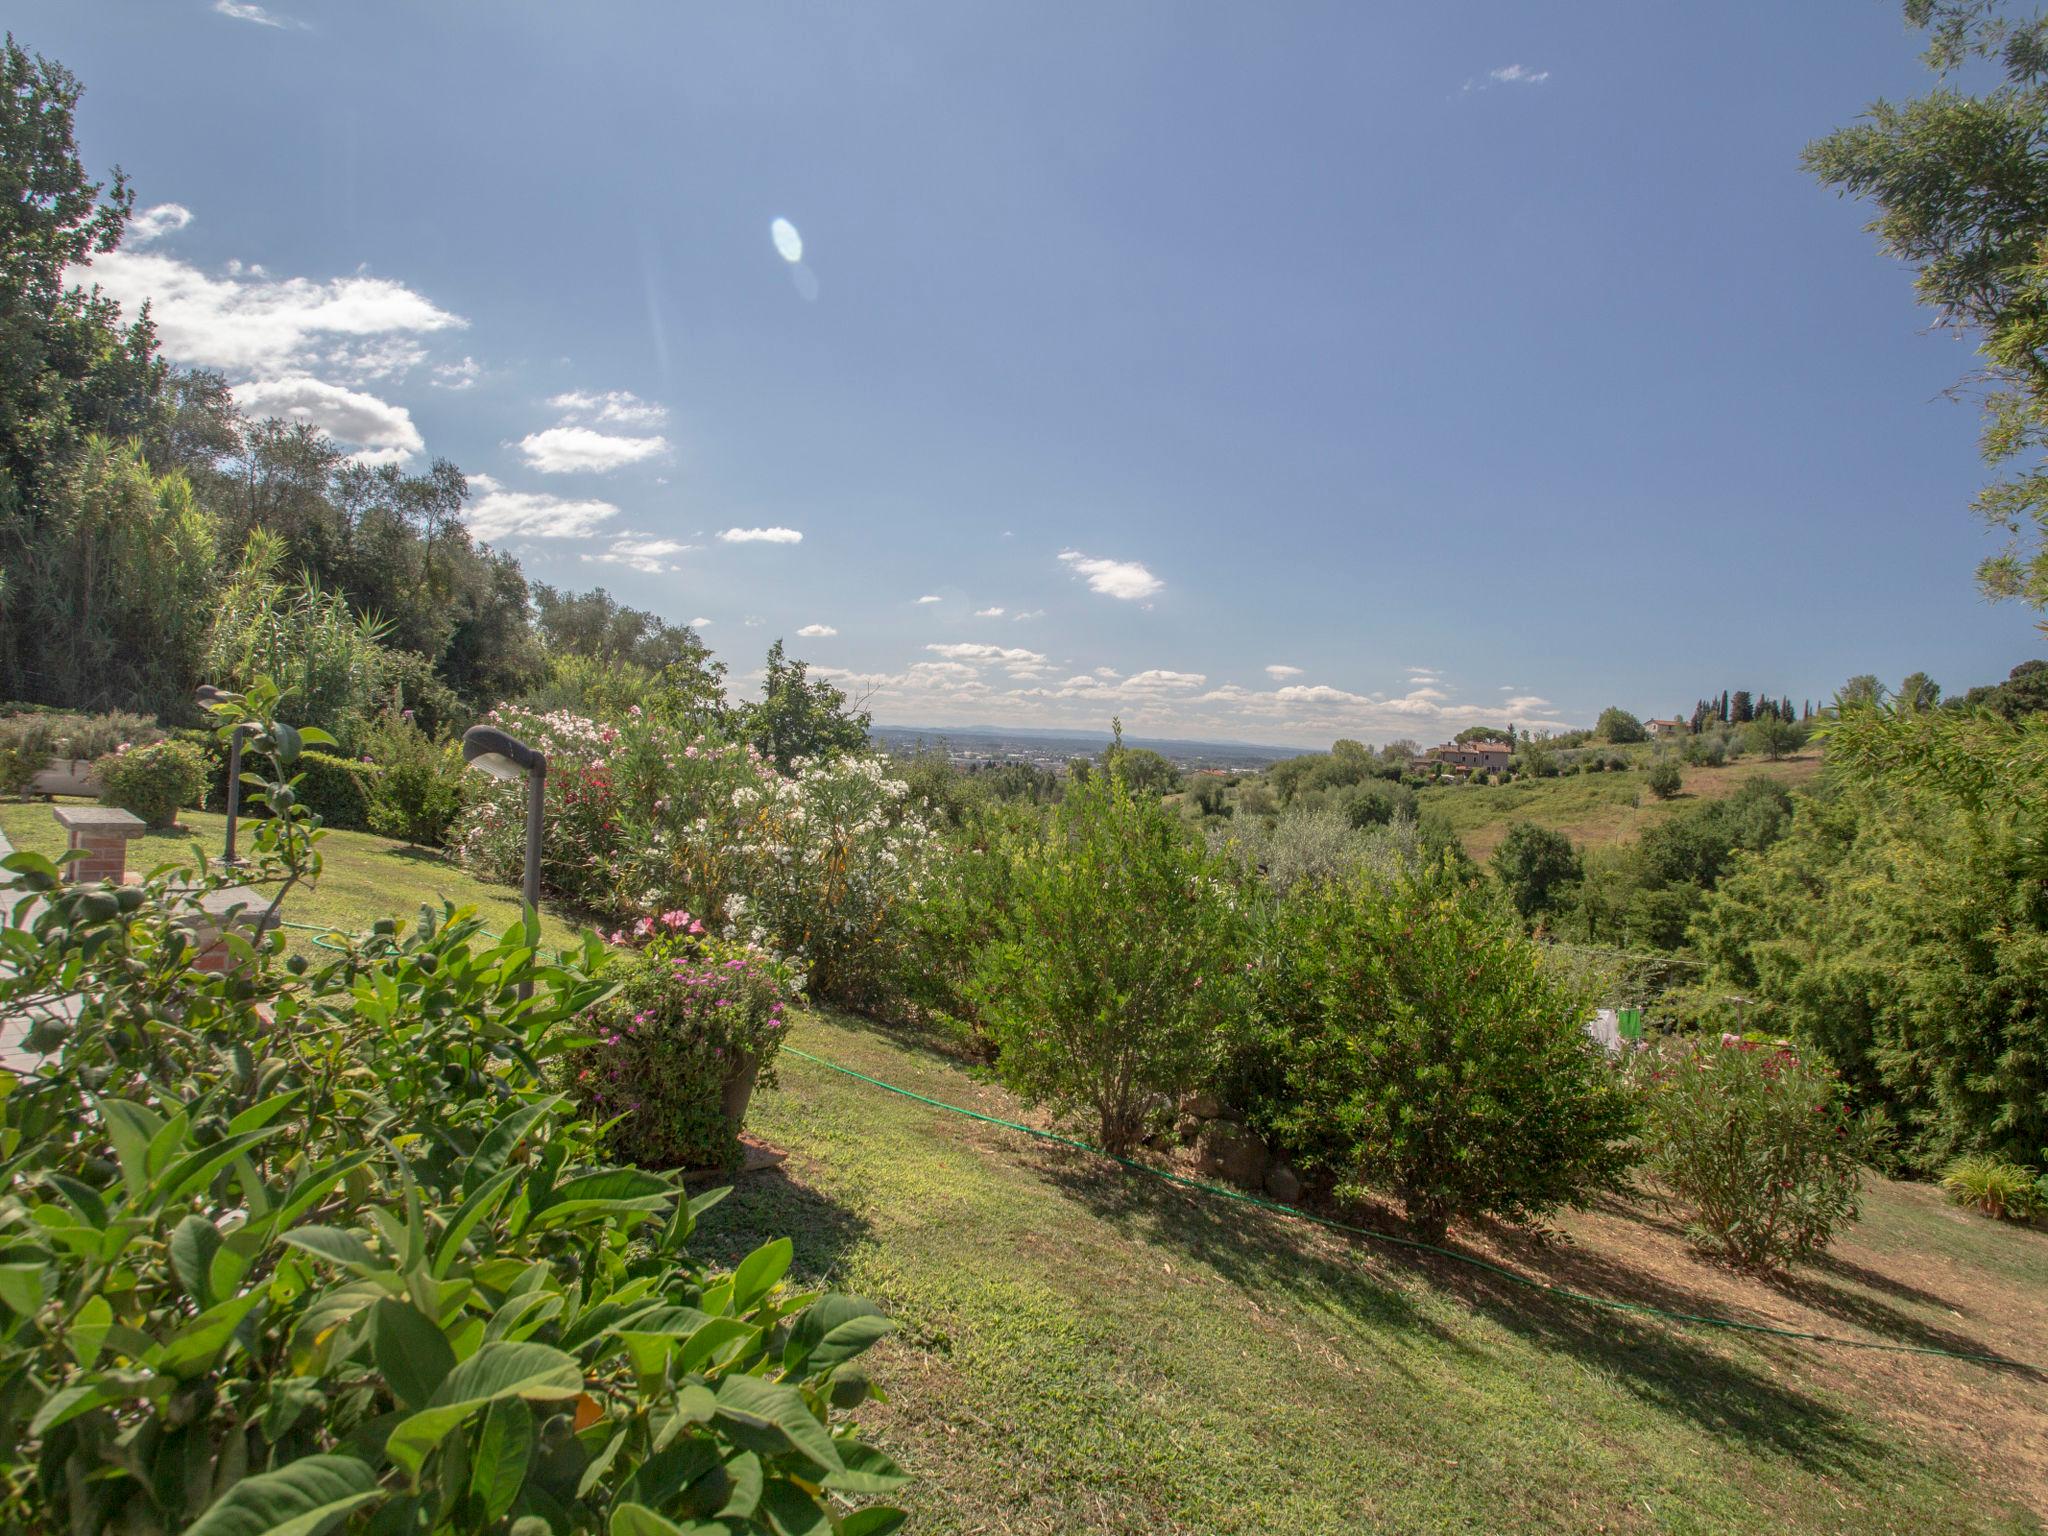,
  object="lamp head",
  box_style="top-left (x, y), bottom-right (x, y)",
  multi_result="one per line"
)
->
top-left (195, 684), bottom-right (226, 707)
top-left (461, 724), bottom-right (545, 781)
